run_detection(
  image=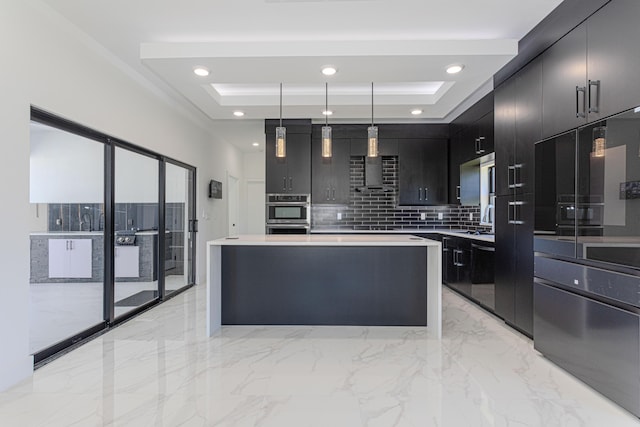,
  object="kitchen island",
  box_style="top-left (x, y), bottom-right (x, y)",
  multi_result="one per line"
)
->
top-left (207, 234), bottom-right (442, 338)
